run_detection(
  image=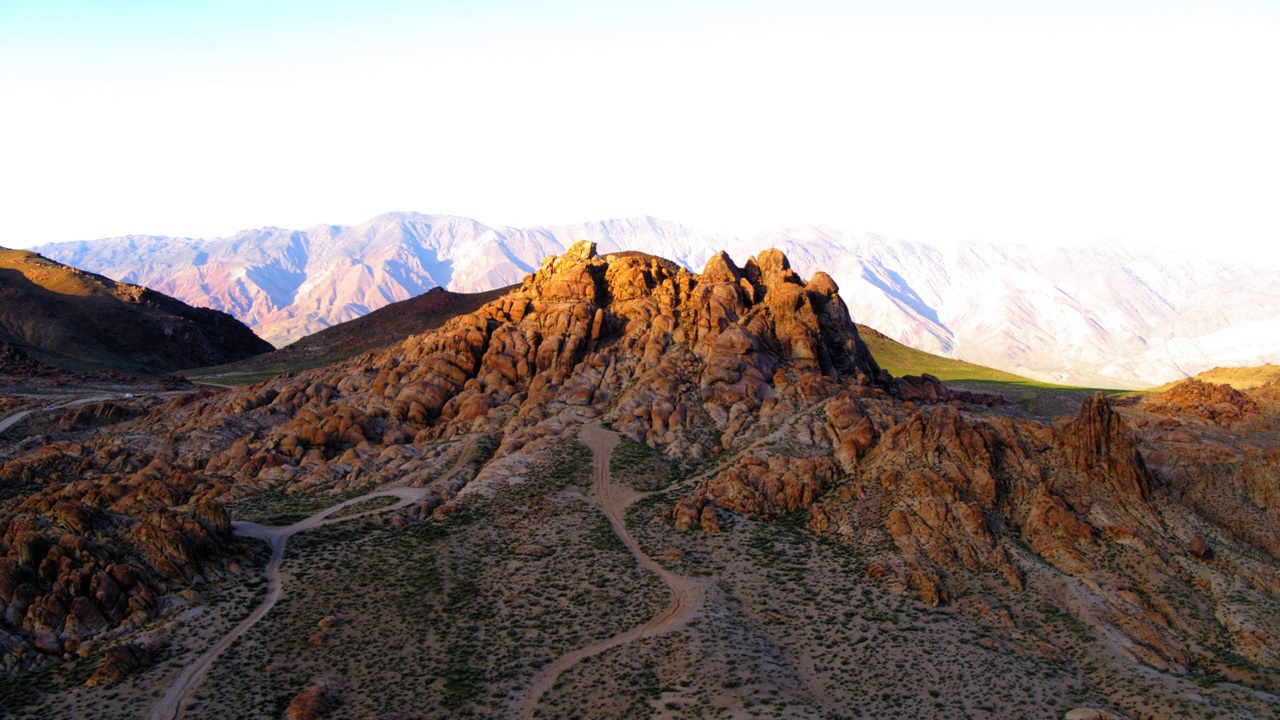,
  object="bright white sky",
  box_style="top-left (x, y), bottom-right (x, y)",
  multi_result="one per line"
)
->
top-left (2, 1), bottom-right (1278, 263)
